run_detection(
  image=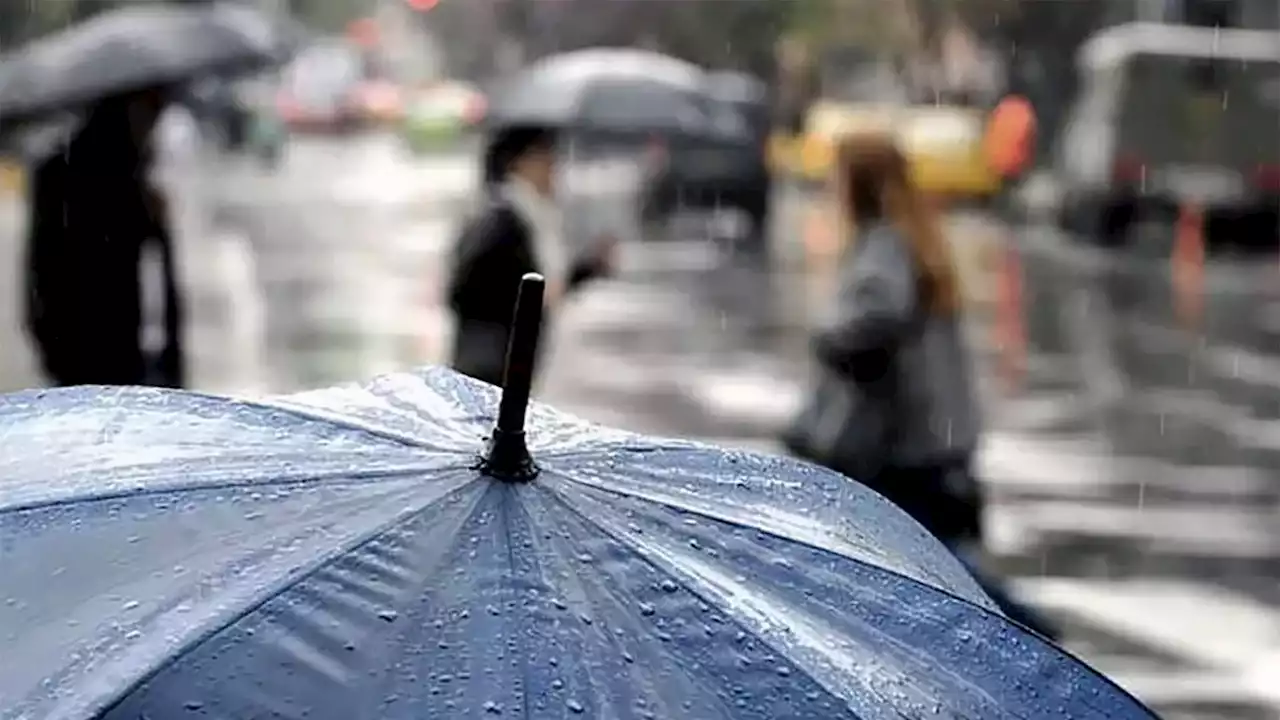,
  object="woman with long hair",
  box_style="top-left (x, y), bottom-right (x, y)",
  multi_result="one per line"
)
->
top-left (788, 130), bottom-right (1057, 638)
top-left (795, 130), bottom-right (979, 531)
